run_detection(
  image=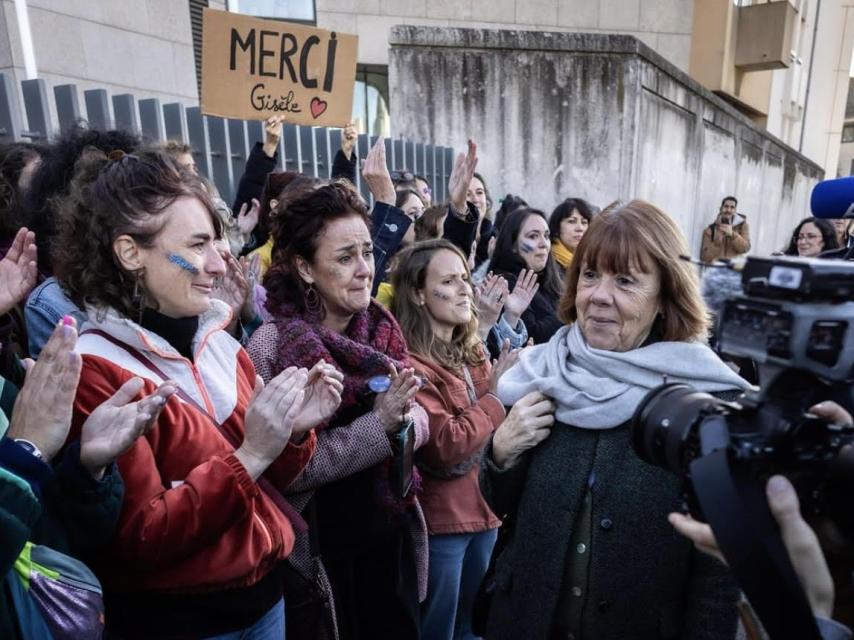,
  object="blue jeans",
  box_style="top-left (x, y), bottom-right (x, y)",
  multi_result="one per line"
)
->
top-left (421, 529), bottom-right (498, 640)
top-left (204, 598), bottom-right (285, 640)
